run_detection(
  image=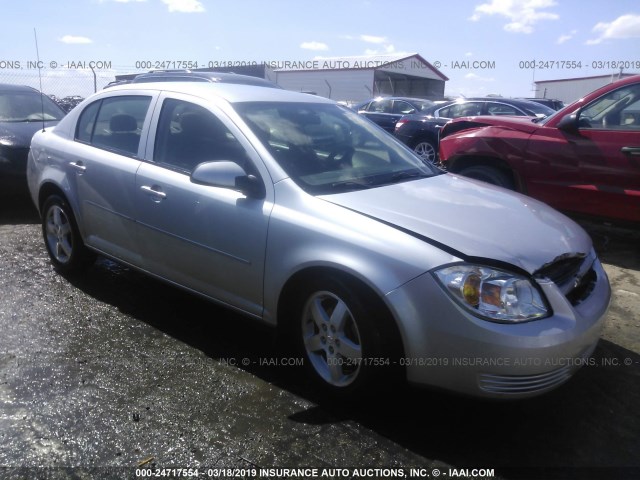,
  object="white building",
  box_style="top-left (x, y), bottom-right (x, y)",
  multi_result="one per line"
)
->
top-left (271, 53), bottom-right (448, 103)
top-left (534, 73), bottom-right (637, 105)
